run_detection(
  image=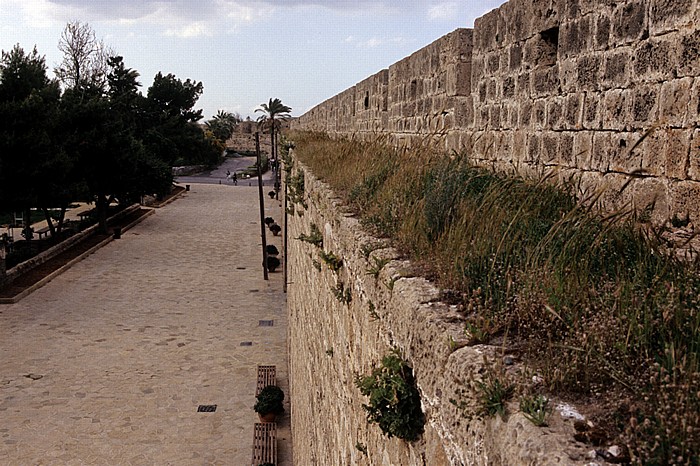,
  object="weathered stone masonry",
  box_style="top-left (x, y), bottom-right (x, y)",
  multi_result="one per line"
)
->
top-left (287, 162), bottom-right (593, 465)
top-left (292, 0), bottom-right (700, 224)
